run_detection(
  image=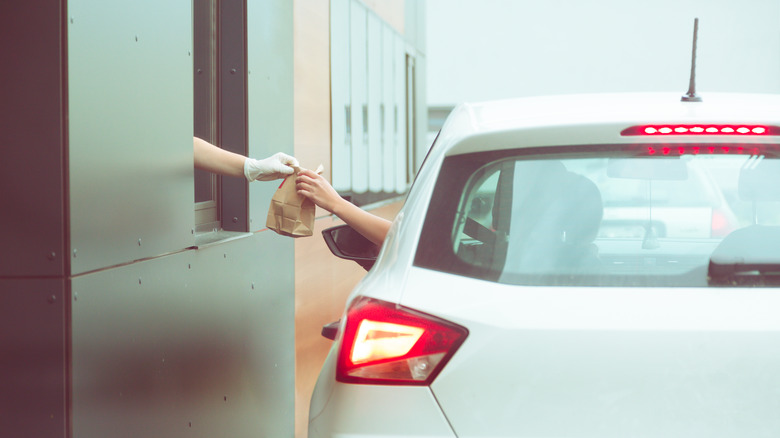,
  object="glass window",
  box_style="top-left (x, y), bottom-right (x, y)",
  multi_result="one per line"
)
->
top-left (416, 144), bottom-right (780, 287)
top-left (193, 0), bottom-right (220, 230)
